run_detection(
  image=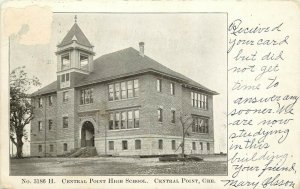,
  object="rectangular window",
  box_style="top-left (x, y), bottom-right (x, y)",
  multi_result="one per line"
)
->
top-left (133, 79), bottom-right (139, 97)
top-left (135, 140), bottom-right (141, 150)
top-left (191, 92), bottom-right (194, 106)
top-left (108, 84), bottom-right (114, 101)
top-left (194, 118), bottom-right (198, 132)
top-left (50, 144), bottom-right (54, 152)
top-left (204, 119), bottom-right (209, 133)
top-left (127, 80), bottom-right (133, 98)
top-left (198, 93), bottom-right (201, 108)
top-left (80, 90), bottom-right (84, 104)
top-left (200, 94), bottom-right (204, 108)
top-left (204, 95), bottom-right (208, 110)
top-left (121, 112), bottom-right (127, 129)
top-left (191, 91), bottom-right (208, 110)
top-left (196, 93), bottom-right (199, 108)
top-left (48, 119), bottom-right (53, 130)
top-left (63, 143), bottom-right (68, 151)
top-left (198, 119), bottom-right (203, 133)
top-left (114, 83), bottom-right (120, 100)
top-left (109, 141), bottom-right (114, 150)
top-left (61, 54), bottom-right (70, 70)
top-left (85, 89), bottom-right (89, 104)
top-left (157, 108), bottom-right (163, 122)
top-left (108, 110), bottom-right (140, 130)
top-left (192, 117), bottom-right (209, 134)
top-left (134, 110), bottom-right (139, 128)
top-left (38, 121), bottom-right (42, 131)
top-left (121, 82), bottom-right (127, 99)
top-left (158, 139), bottom-right (163, 149)
top-left (172, 140), bottom-right (176, 150)
top-left (63, 117), bottom-right (68, 128)
top-left (200, 142), bottom-right (203, 150)
top-left (80, 54), bottom-right (89, 69)
top-left (207, 143), bottom-right (210, 151)
top-left (109, 113), bottom-right (114, 130)
top-left (192, 142), bottom-right (196, 150)
top-left (122, 140), bottom-right (128, 150)
top-left (38, 98), bottom-right (43, 108)
top-left (127, 111), bottom-right (133, 129)
top-left (38, 145), bottom-right (42, 152)
top-left (61, 74), bottom-right (65, 82)
top-left (115, 113), bottom-right (120, 129)
top-left (192, 118), bottom-right (196, 132)
top-left (66, 73), bottom-right (69, 82)
top-left (171, 110), bottom-right (175, 123)
top-left (109, 80), bottom-right (139, 101)
top-left (48, 96), bottom-right (53, 106)
top-left (63, 91), bottom-right (68, 102)
top-left (156, 79), bottom-right (162, 92)
top-left (196, 118), bottom-right (200, 133)
top-left (80, 88), bottom-right (93, 104)
top-left (170, 83), bottom-right (175, 95)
